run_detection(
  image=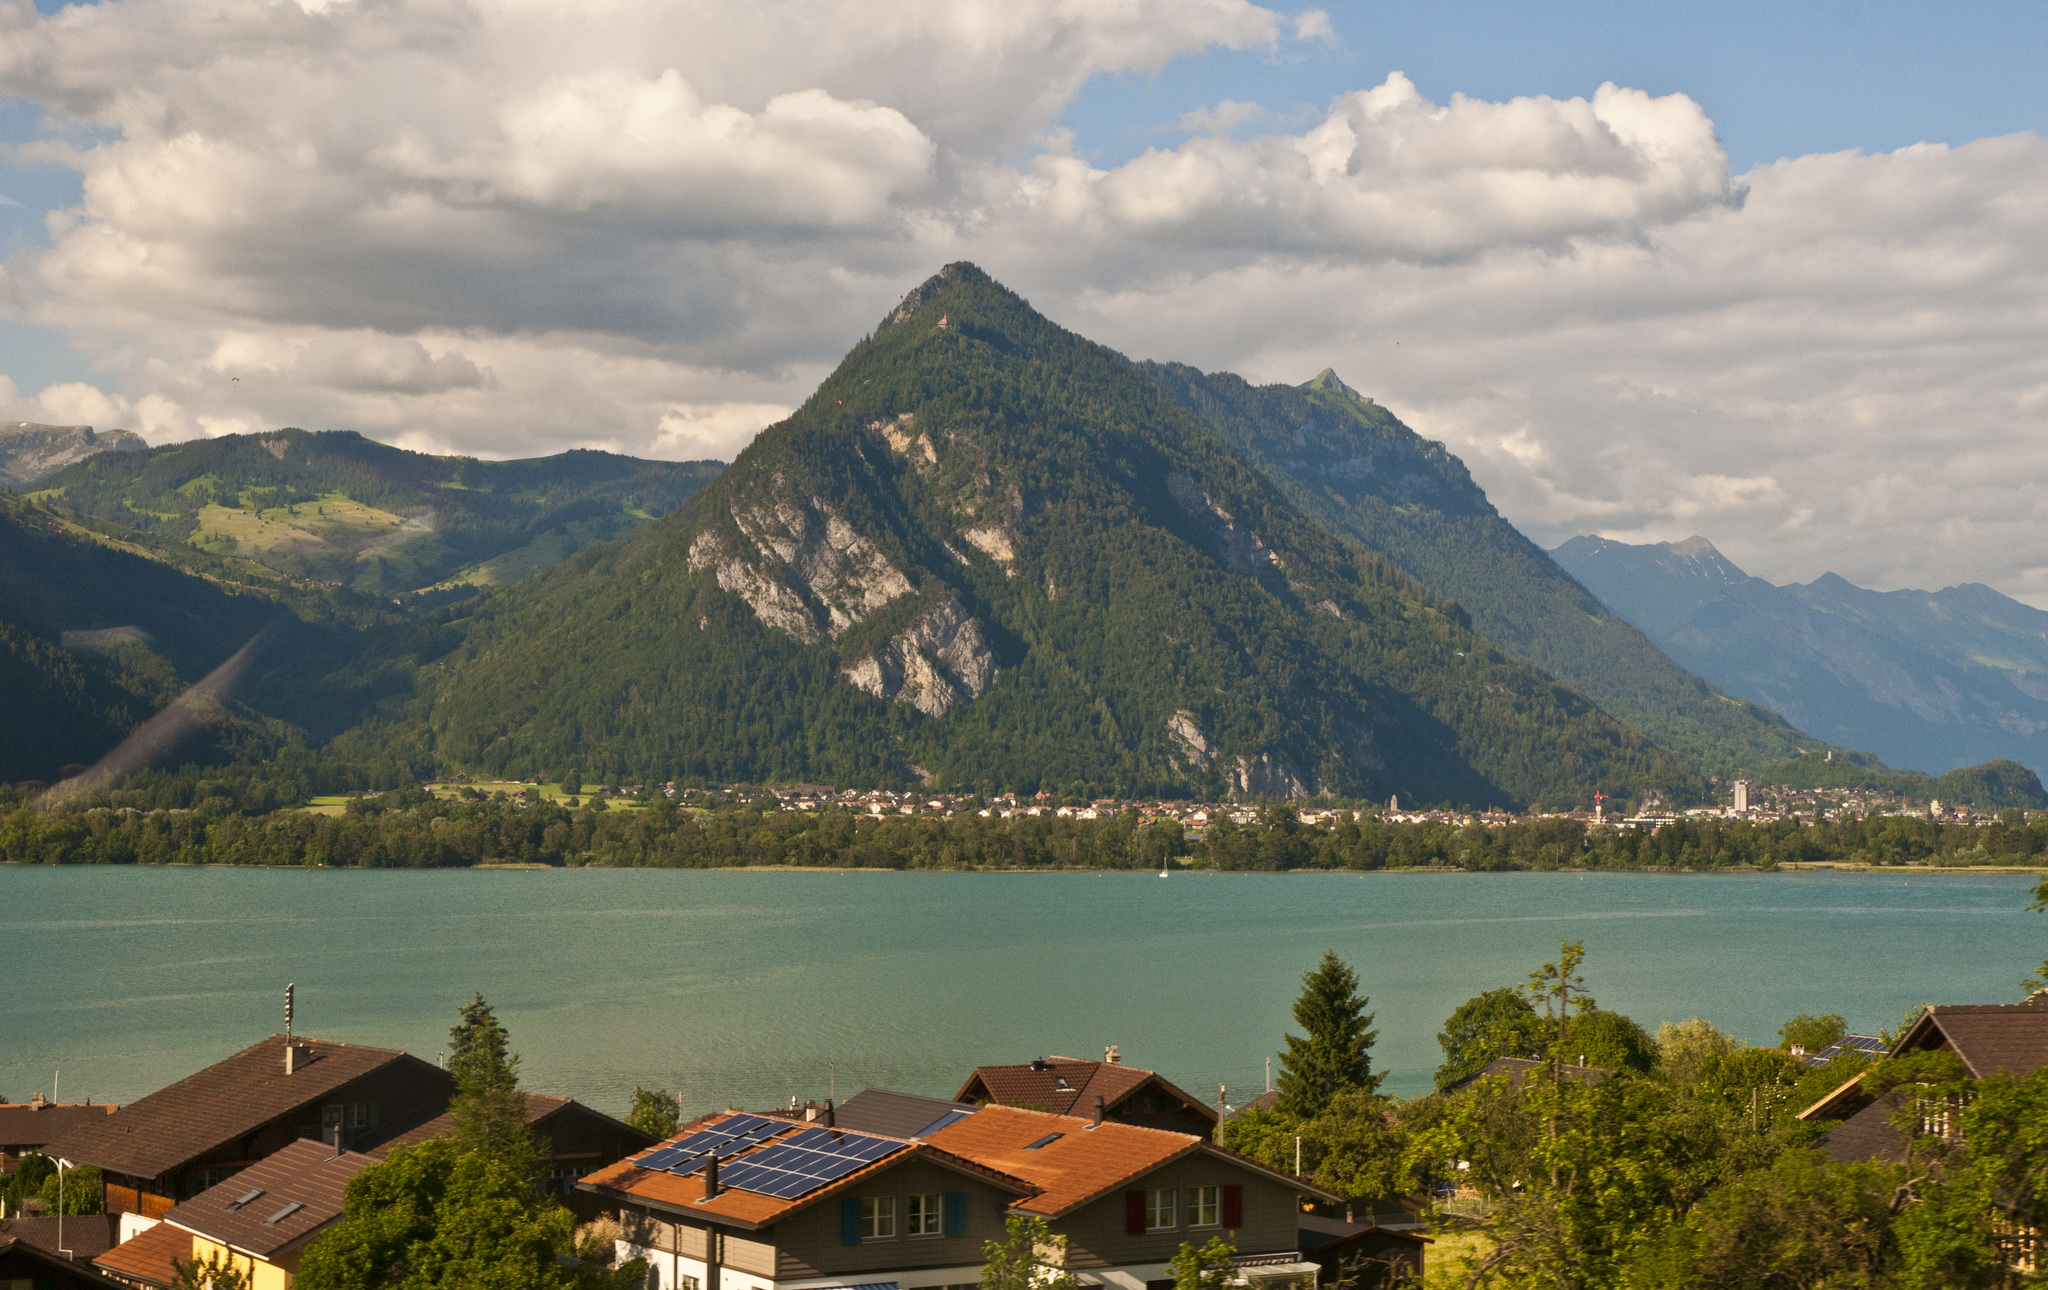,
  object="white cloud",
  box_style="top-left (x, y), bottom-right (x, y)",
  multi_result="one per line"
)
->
top-left (0, 0), bottom-right (2045, 604)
